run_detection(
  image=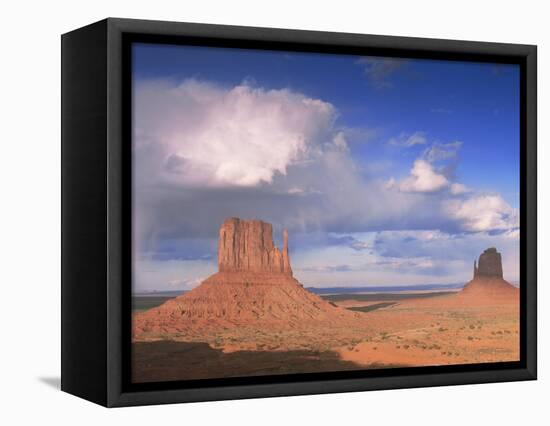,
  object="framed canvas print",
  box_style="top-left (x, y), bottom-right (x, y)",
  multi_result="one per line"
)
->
top-left (61, 18), bottom-right (537, 407)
